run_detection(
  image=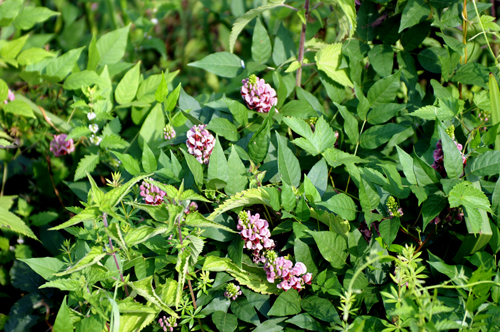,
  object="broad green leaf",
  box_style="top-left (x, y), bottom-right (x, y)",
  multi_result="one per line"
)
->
top-left (128, 276), bottom-right (177, 317)
top-left (323, 148), bottom-right (365, 168)
top-left (0, 34), bottom-right (28, 59)
top-left (418, 47), bottom-right (447, 74)
top-left (317, 194), bottom-right (357, 221)
top-left (125, 226), bottom-right (171, 246)
top-left (315, 43), bottom-right (353, 88)
top-left (13, 6), bottom-right (59, 30)
top-left (19, 257), bottom-right (65, 281)
top-left (399, 0), bottom-right (430, 32)
top-left (87, 33), bottom-right (100, 71)
top-left (410, 105), bottom-right (455, 121)
top-left (207, 118), bottom-right (238, 142)
top-left (188, 52), bottom-right (243, 77)
top-left (46, 46), bottom-right (85, 80)
top-left (40, 279), bottom-right (81, 292)
top-left (0, 0), bottom-right (23, 27)
top-left (308, 158), bottom-right (328, 197)
top-left (111, 151), bottom-right (141, 175)
top-left (0, 79), bottom-right (8, 102)
top-left (267, 289), bottom-right (301, 316)
top-left (401, 21), bottom-right (431, 52)
top-left (141, 142), bottom-right (157, 173)
top-left (224, 99), bottom-right (248, 126)
top-left (0, 206), bottom-right (38, 240)
top-left (55, 246), bottom-right (106, 276)
top-left (277, 132), bottom-right (300, 187)
top-left (272, 22), bottom-right (296, 67)
top-left (285, 313), bottom-right (325, 332)
top-left (231, 298), bottom-right (260, 325)
top-left (208, 188), bottom-right (271, 220)
top-left (184, 212), bottom-right (237, 233)
top-left (301, 296), bottom-right (341, 323)
top-left (164, 83), bottom-right (181, 112)
top-left (367, 103), bottom-right (406, 125)
top-left (248, 109), bottom-right (274, 163)
top-left (304, 174), bottom-right (321, 203)
top-left (252, 18), bottom-right (272, 64)
top-left (63, 70), bottom-right (107, 90)
top-left (470, 151), bottom-right (500, 176)
top-left (49, 207), bottom-right (101, 230)
top-left (212, 312), bottom-right (238, 332)
top-left (115, 61), bottom-right (141, 104)
top-left (450, 62), bottom-right (489, 89)
top-left (359, 124), bottom-right (406, 149)
top-left (449, 182), bottom-right (491, 212)
top-left (180, 148), bottom-right (204, 187)
top-left (225, 146), bottom-right (248, 196)
top-left (53, 297), bottom-right (73, 332)
top-left (439, 127), bottom-right (463, 179)
top-left (252, 318), bottom-right (287, 332)
top-left (207, 136), bottom-right (229, 186)
top-left (421, 193), bottom-right (446, 231)
top-left (367, 71), bottom-right (400, 107)
top-left (294, 238), bottom-right (318, 276)
top-left (139, 104), bottom-right (164, 151)
top-left (229, 0), bottom-right (285, 53)
top-left (17, 47), bottom-right (55, 66)
top-left (379, 217), bottom-right (400, 247)
top-left (154, 72), bottom-right (168, 103)
top-left (308, 230), bottom-right (348, 269)
top-left (489, 73), bottom-right (500, 150)
top-left (368, 44), bottom-right (394, 78)
top-left (96, 24), bottom-right (131, 65)
top-left (74, 154), bottom-right (100, 181)
top-left (396, 145), bottom-right (417, 185)
top-left (3, 100), bottom-right (36, 118)
top-left (336, 103), bottom-right (359, 145)
top-left (329, 0), bottom-right (356, 38)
